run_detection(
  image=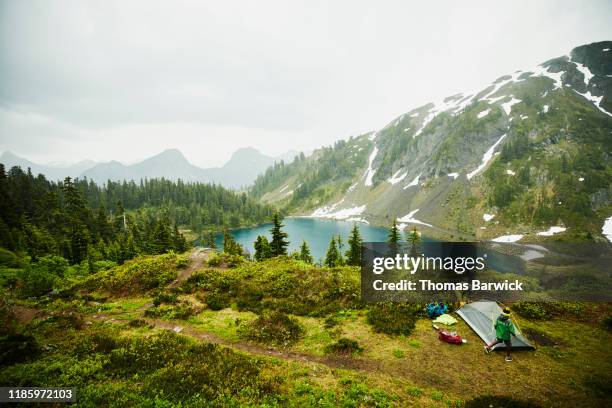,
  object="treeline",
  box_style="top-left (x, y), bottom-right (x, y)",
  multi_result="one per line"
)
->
top-left (0, 165), bottom-right (191, 267)
top-left (72, 176), bottom-right (276, 231)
